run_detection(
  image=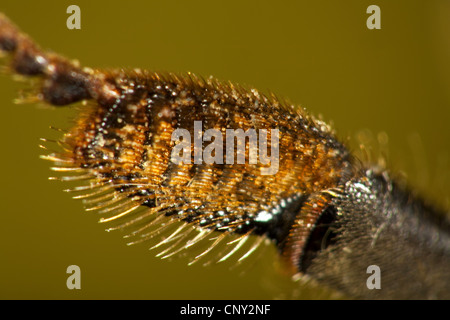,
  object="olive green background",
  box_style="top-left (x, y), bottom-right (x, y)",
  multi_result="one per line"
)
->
top-left (0, 1), bottom-right (449, 299)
